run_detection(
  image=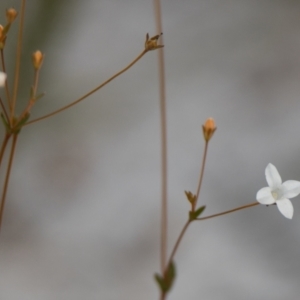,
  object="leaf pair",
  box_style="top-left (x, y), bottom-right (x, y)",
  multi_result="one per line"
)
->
top-left (154, 261), bottom-right (176, 294)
